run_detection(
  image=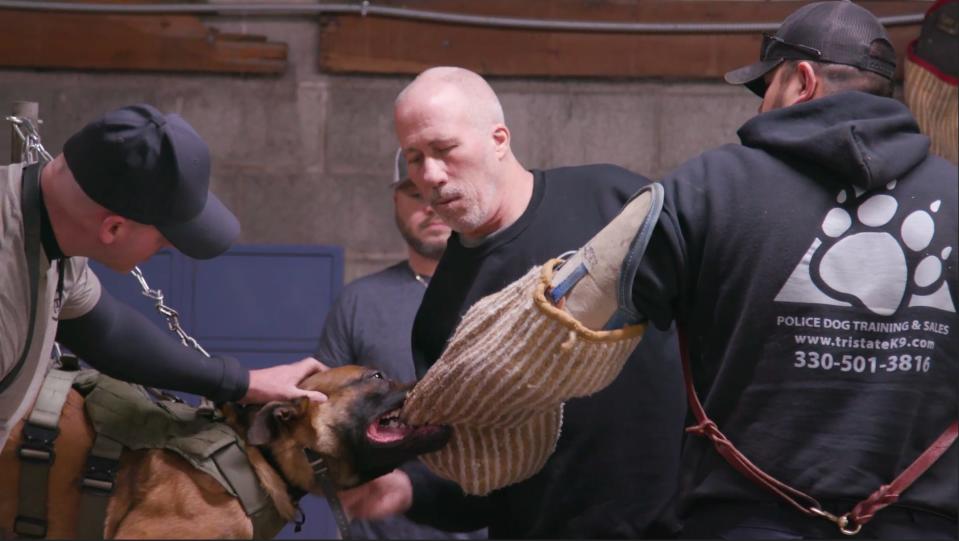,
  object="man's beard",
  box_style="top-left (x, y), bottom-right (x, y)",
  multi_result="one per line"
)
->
top-left (396, 214), bottom-right (448, 260)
